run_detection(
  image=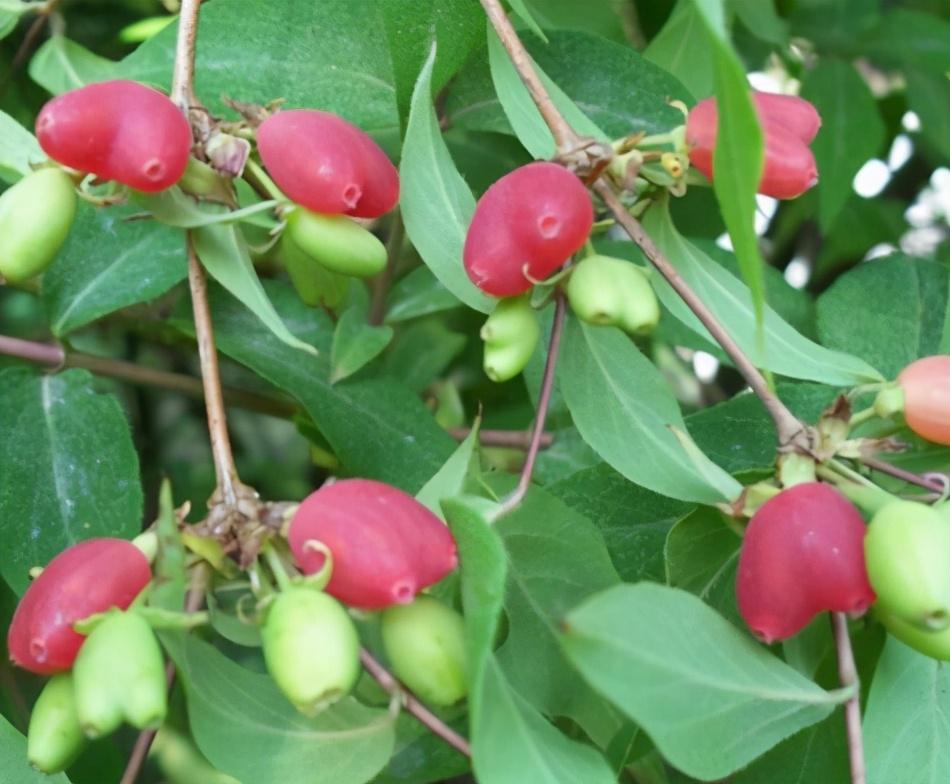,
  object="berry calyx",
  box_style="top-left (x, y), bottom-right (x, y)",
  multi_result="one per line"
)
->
top-left (288, 479), bottom-right (458, 610)
top-left (865, 500), bottom-right (950, 630)
top-left (284, 208), bottom-right (387, 278)
top-left (480, 296), bottom-right (540, 382)
top-left (381, 597), bottom-right (468, 706)
top-left (0, 168), bottom-right (77, 284)
top-left (27, 674), bottom-right (85, 774)
top-left (36, 80), bottom-right (191, 192)
top-left (736, 482), bottom-right (874, 643)
top-left (7, 538), bottom-right (152, 675)
top-left (686, 92), bottom-right (820, 200)
top-left (257, 109), bottom-right (398, 218)
top-left (566, 255), bottom-right (660, 336)
top-left (464, 162), bottom-right (593, 297)
top-left (261, 587), bottom-right (360, 714)
top-left (897, 356), bottom-right (950, 445)
top-left (72, 610), bottom-right (167, 738)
